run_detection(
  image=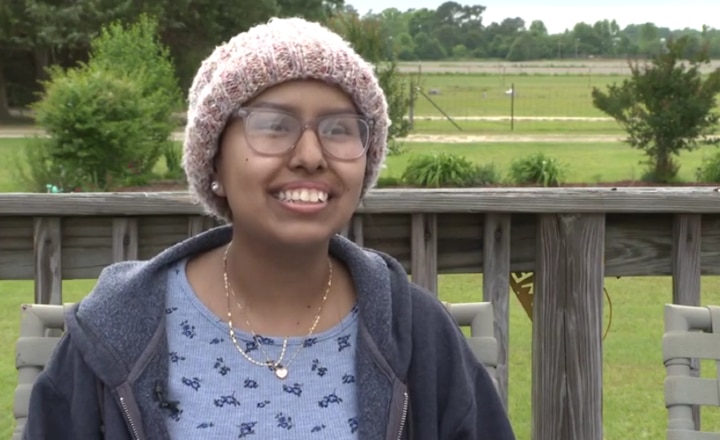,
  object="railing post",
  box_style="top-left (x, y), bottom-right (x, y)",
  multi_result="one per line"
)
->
top-left (482, 213), bottom-right (511, 408)
top-left (112, 217), bottom-right (139, 262)
top-left (351, 215), bottom-right (365, 247)
top-left (33, 217), bottom-right (62, 305)
top-left (671, 213), bottom-right (702, 429)
top-left (411, 214), bottom-right (438, 295)
top-left (533, 213), bottom-right (605, 440)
